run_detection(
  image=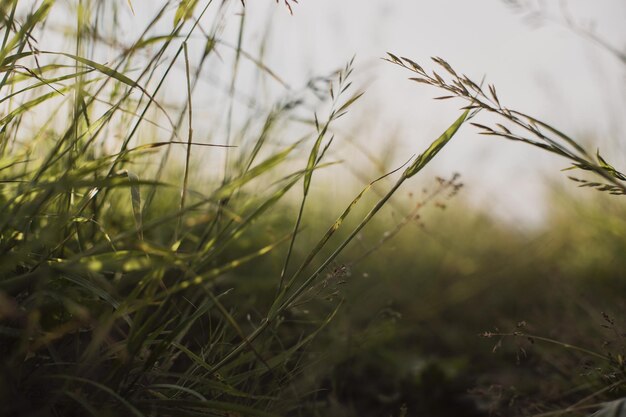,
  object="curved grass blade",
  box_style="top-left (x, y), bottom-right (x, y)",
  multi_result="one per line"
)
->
top-left (403, 109), bottom-right (469, 178)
